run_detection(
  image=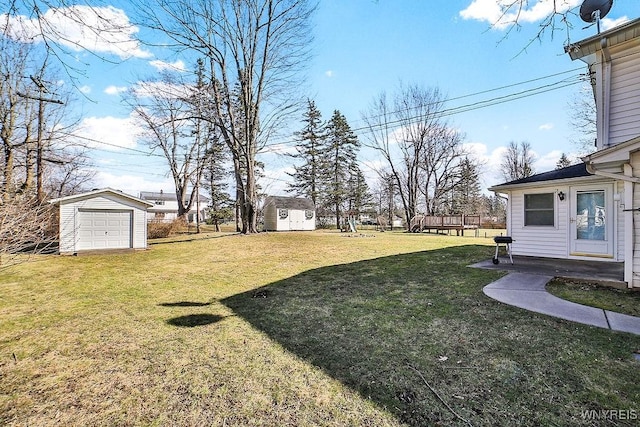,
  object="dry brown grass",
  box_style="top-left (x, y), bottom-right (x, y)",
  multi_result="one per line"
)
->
top-left (1, 230), bottom-right (638, 426)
